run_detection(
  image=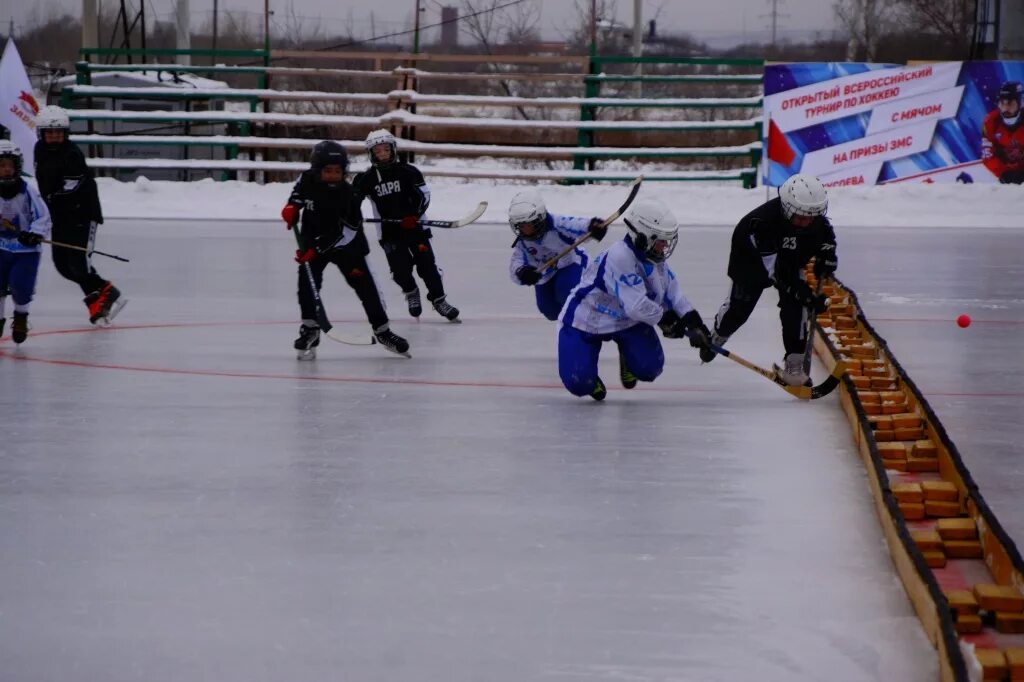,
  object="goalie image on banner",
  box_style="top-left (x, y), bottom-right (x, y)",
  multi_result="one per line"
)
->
top-left (763, 61), bottom-right (1024, 186)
